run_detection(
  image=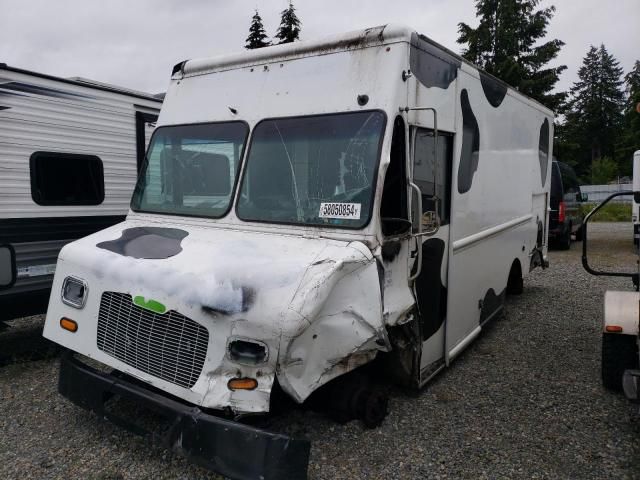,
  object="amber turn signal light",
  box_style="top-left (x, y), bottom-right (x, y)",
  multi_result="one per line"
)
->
top-left (227, 377), bottom-right (258, 391)
top-left (60, 317), bottom-right (78, 332)
top-left (605, 325), bottom-right (623, 333)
